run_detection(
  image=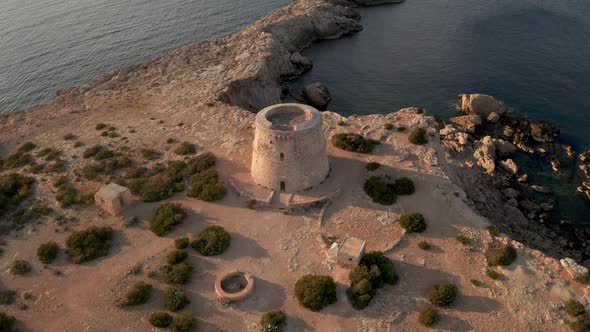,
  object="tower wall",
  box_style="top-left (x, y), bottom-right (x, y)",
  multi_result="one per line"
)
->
top-left (251, 103), bottom-right (329, 192)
